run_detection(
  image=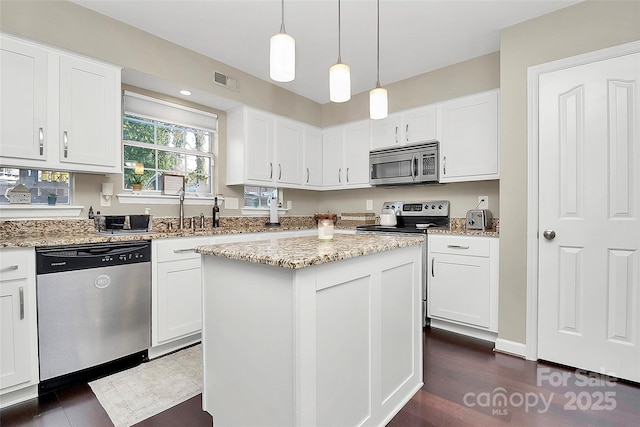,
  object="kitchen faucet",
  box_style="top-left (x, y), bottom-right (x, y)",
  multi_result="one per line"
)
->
top-left (178, 188), bottom-right (185, 230)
